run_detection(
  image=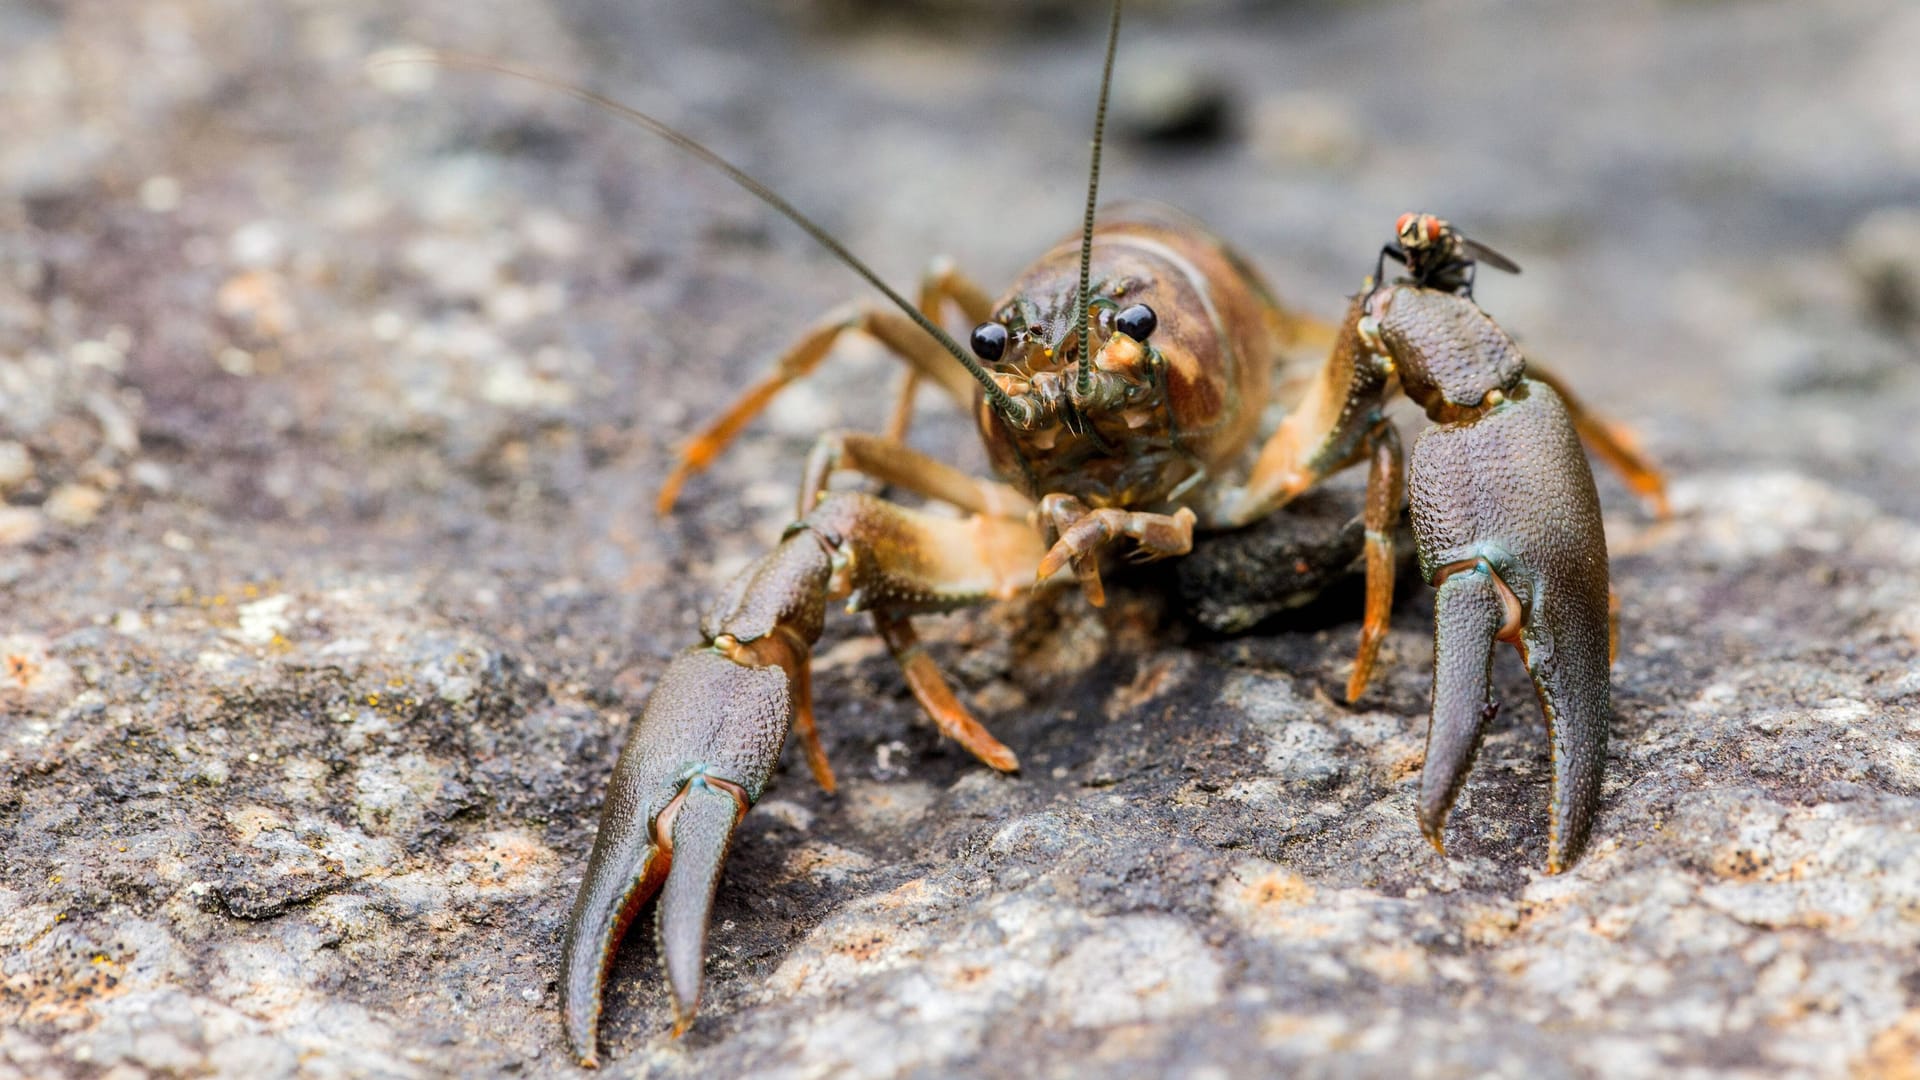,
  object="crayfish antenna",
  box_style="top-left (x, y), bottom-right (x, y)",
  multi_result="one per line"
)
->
top-left (1071, 0), bottom-right (1124, 401)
